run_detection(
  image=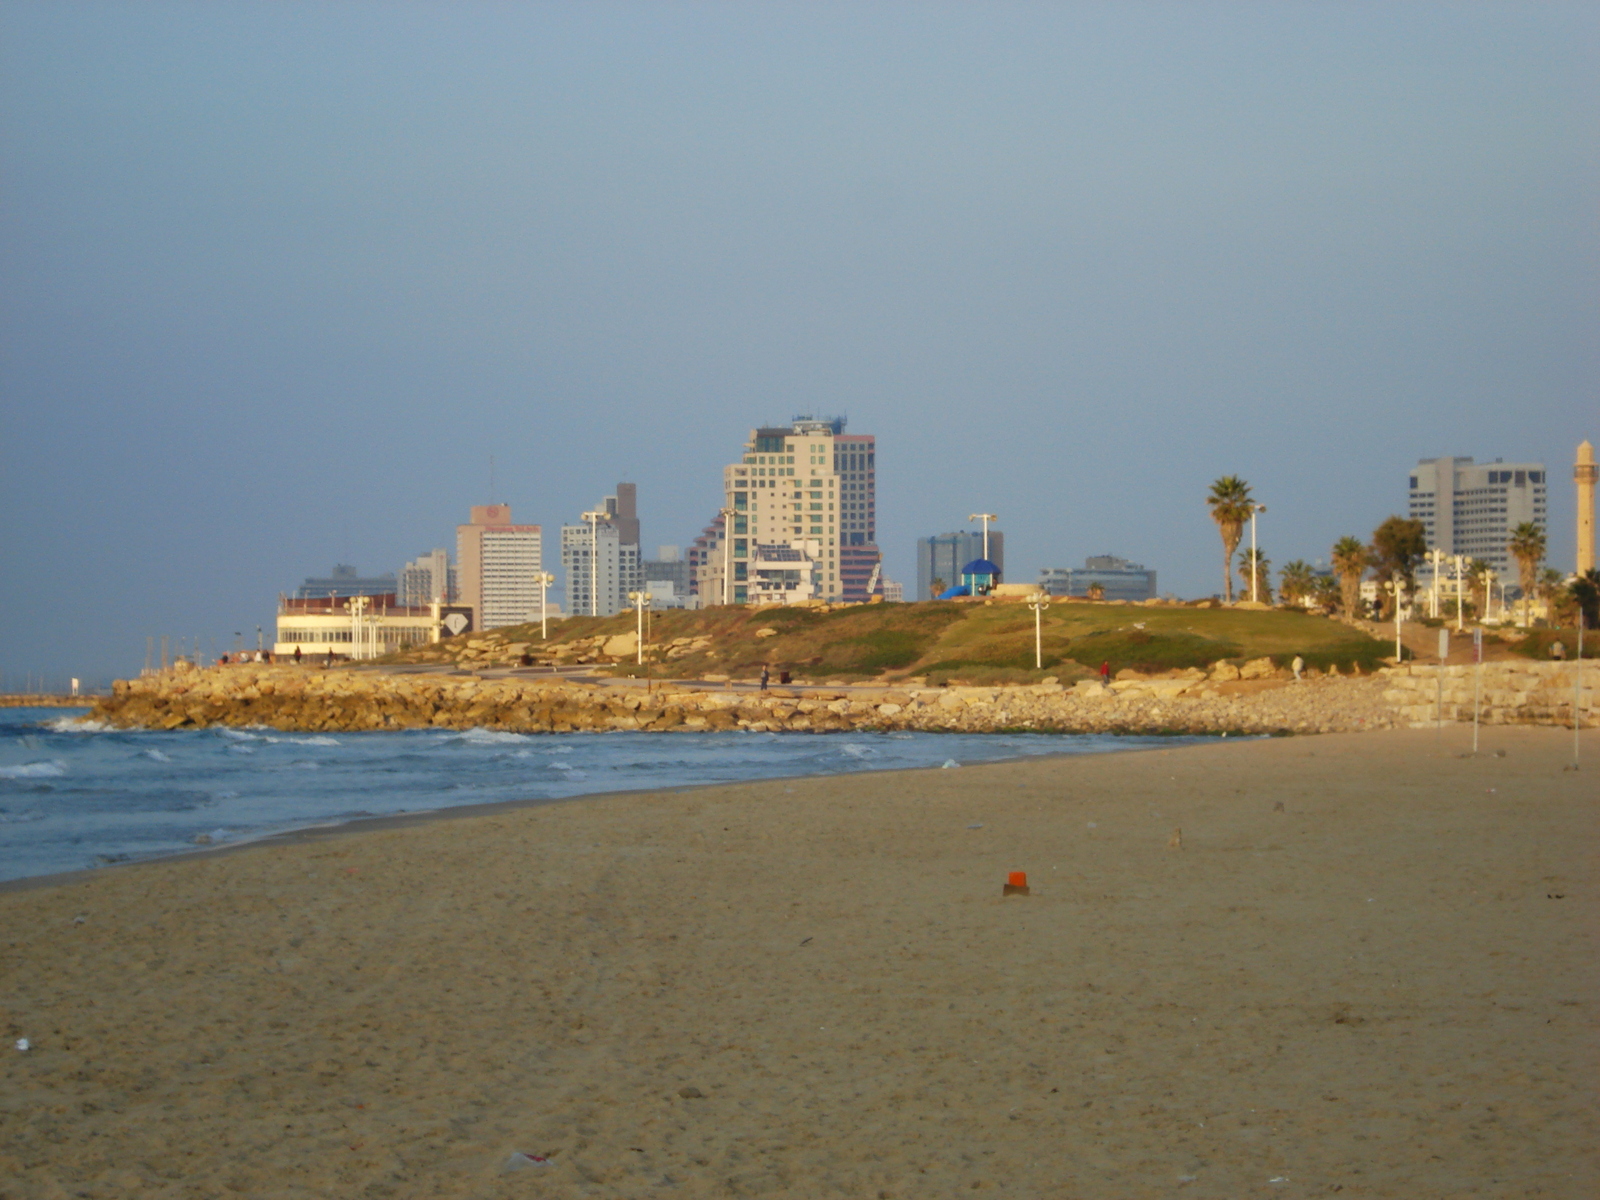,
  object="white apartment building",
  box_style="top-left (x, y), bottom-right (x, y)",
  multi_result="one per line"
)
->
top-left (456, 505), bottom-right (544, 631)
top-left (1408, 457), bottom-right (1548, 576)
top-left (398, 548), bottom-right (457, 607)
top-left (561, 519), bottom-right (641, 617)
top-left (713, 417), bottom-right (845, 605)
